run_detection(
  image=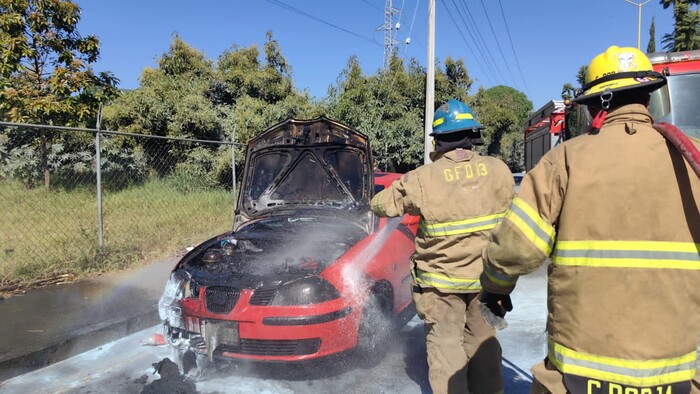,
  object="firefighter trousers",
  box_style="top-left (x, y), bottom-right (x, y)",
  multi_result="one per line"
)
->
top-left (413, 287), bottom-right (503, 394)
top-left (529, 358), bottom-right (700, 394)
